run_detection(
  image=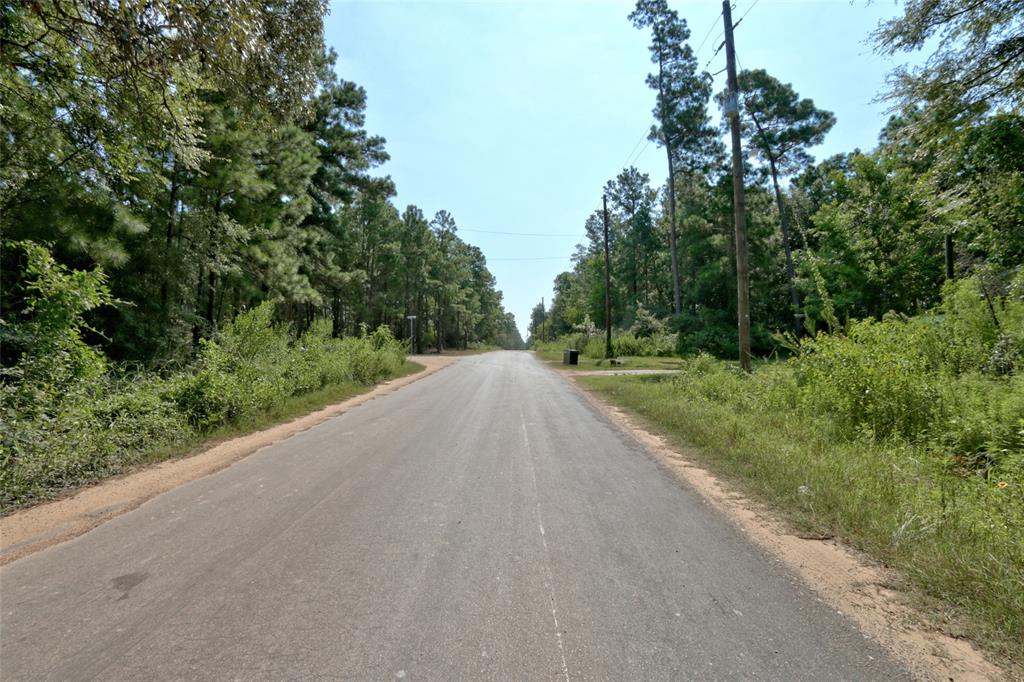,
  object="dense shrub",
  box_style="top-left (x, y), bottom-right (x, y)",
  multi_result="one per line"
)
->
top-left (794, 276), bottom-right (1023, 459)
top-left (612, 333), bottom-right (676, 357)
top-left (630, 303), bottom-right (666, 338)
top-left (794, 315), bottom-right (945, 441)
top-left (1, 251), bottom-right (406, 508)
top-left (673, 307), bottom-right (739, 358)
top-left (533, 329), bottom-right (677, 359)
